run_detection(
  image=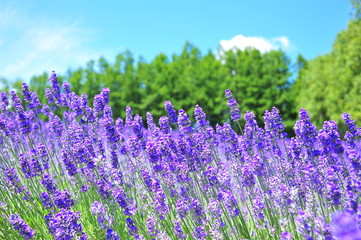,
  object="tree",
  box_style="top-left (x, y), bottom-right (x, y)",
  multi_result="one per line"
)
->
top-left (295, 18), bottom-right (361, 129)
